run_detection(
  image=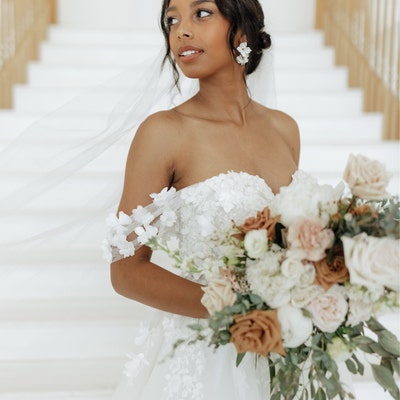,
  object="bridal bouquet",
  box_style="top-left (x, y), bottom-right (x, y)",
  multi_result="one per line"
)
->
top-left (180, 155), bottom-right (399, 400)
